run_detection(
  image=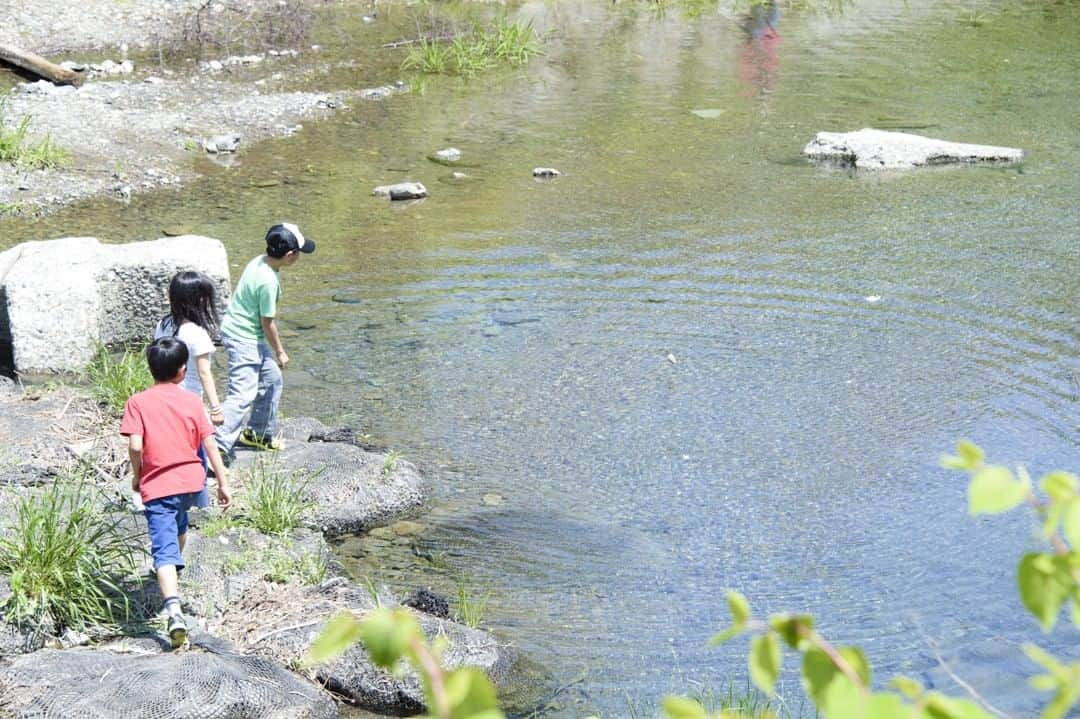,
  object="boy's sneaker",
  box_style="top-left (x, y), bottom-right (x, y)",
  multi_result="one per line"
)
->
top-left (167, 613), bottom-right (188, 648)
top-left (237, 428), bottom-right (283, 452)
